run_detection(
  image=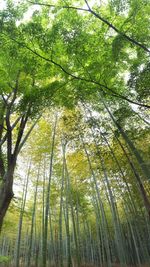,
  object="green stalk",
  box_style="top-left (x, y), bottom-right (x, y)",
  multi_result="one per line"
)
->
top-left (27, 163), bottom-right (40, 267)
top-left (43, 114), bottom-right (57, 267)
top-left (15, 161), bottom-right (31, 267)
